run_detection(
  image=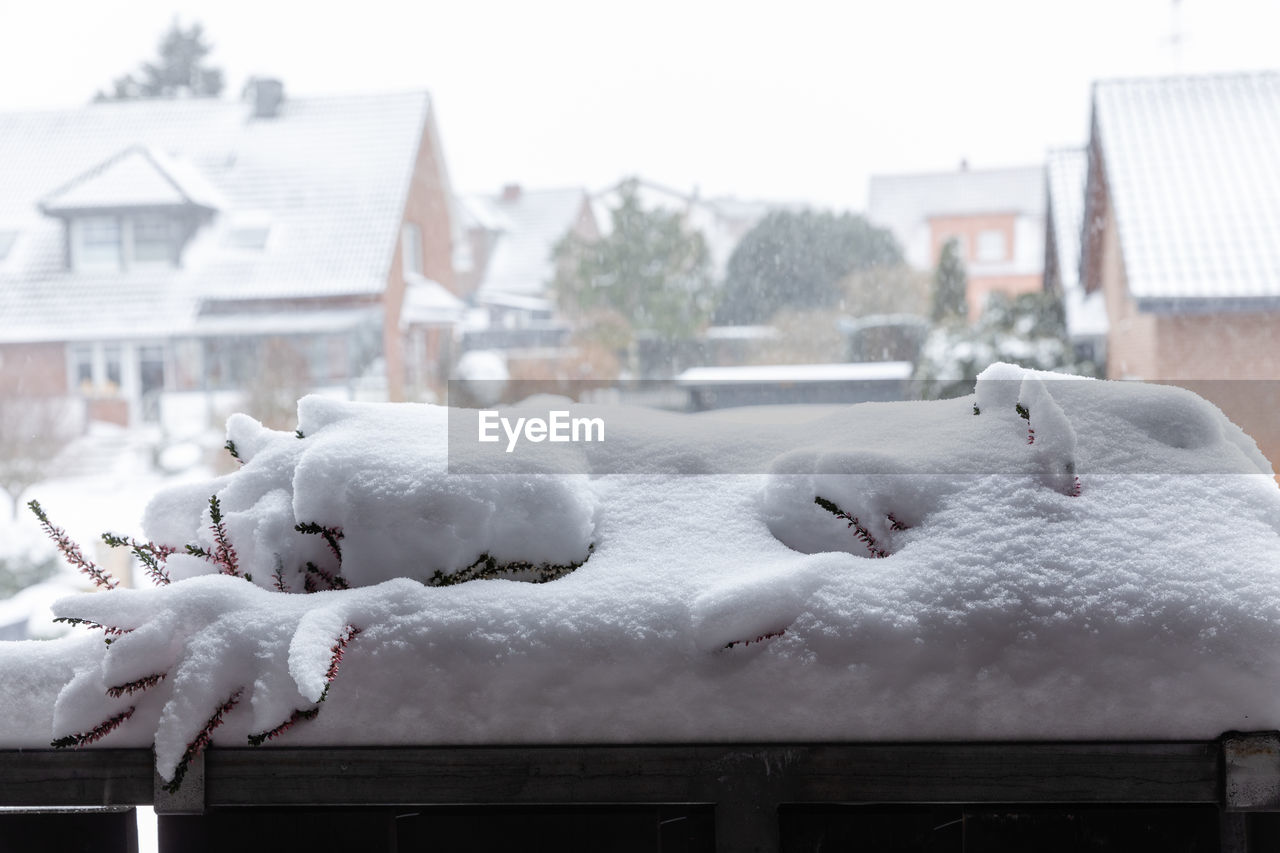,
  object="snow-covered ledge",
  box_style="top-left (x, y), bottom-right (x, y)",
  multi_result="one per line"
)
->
top-left (1, 364), bottom-right (1279, 824)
